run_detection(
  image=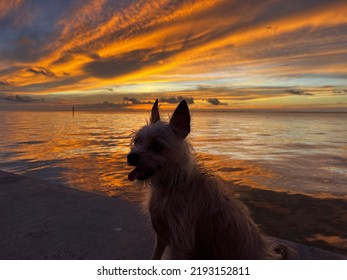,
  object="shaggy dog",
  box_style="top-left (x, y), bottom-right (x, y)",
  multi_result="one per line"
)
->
top-left (127, 99), bottom-right (296, 259)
